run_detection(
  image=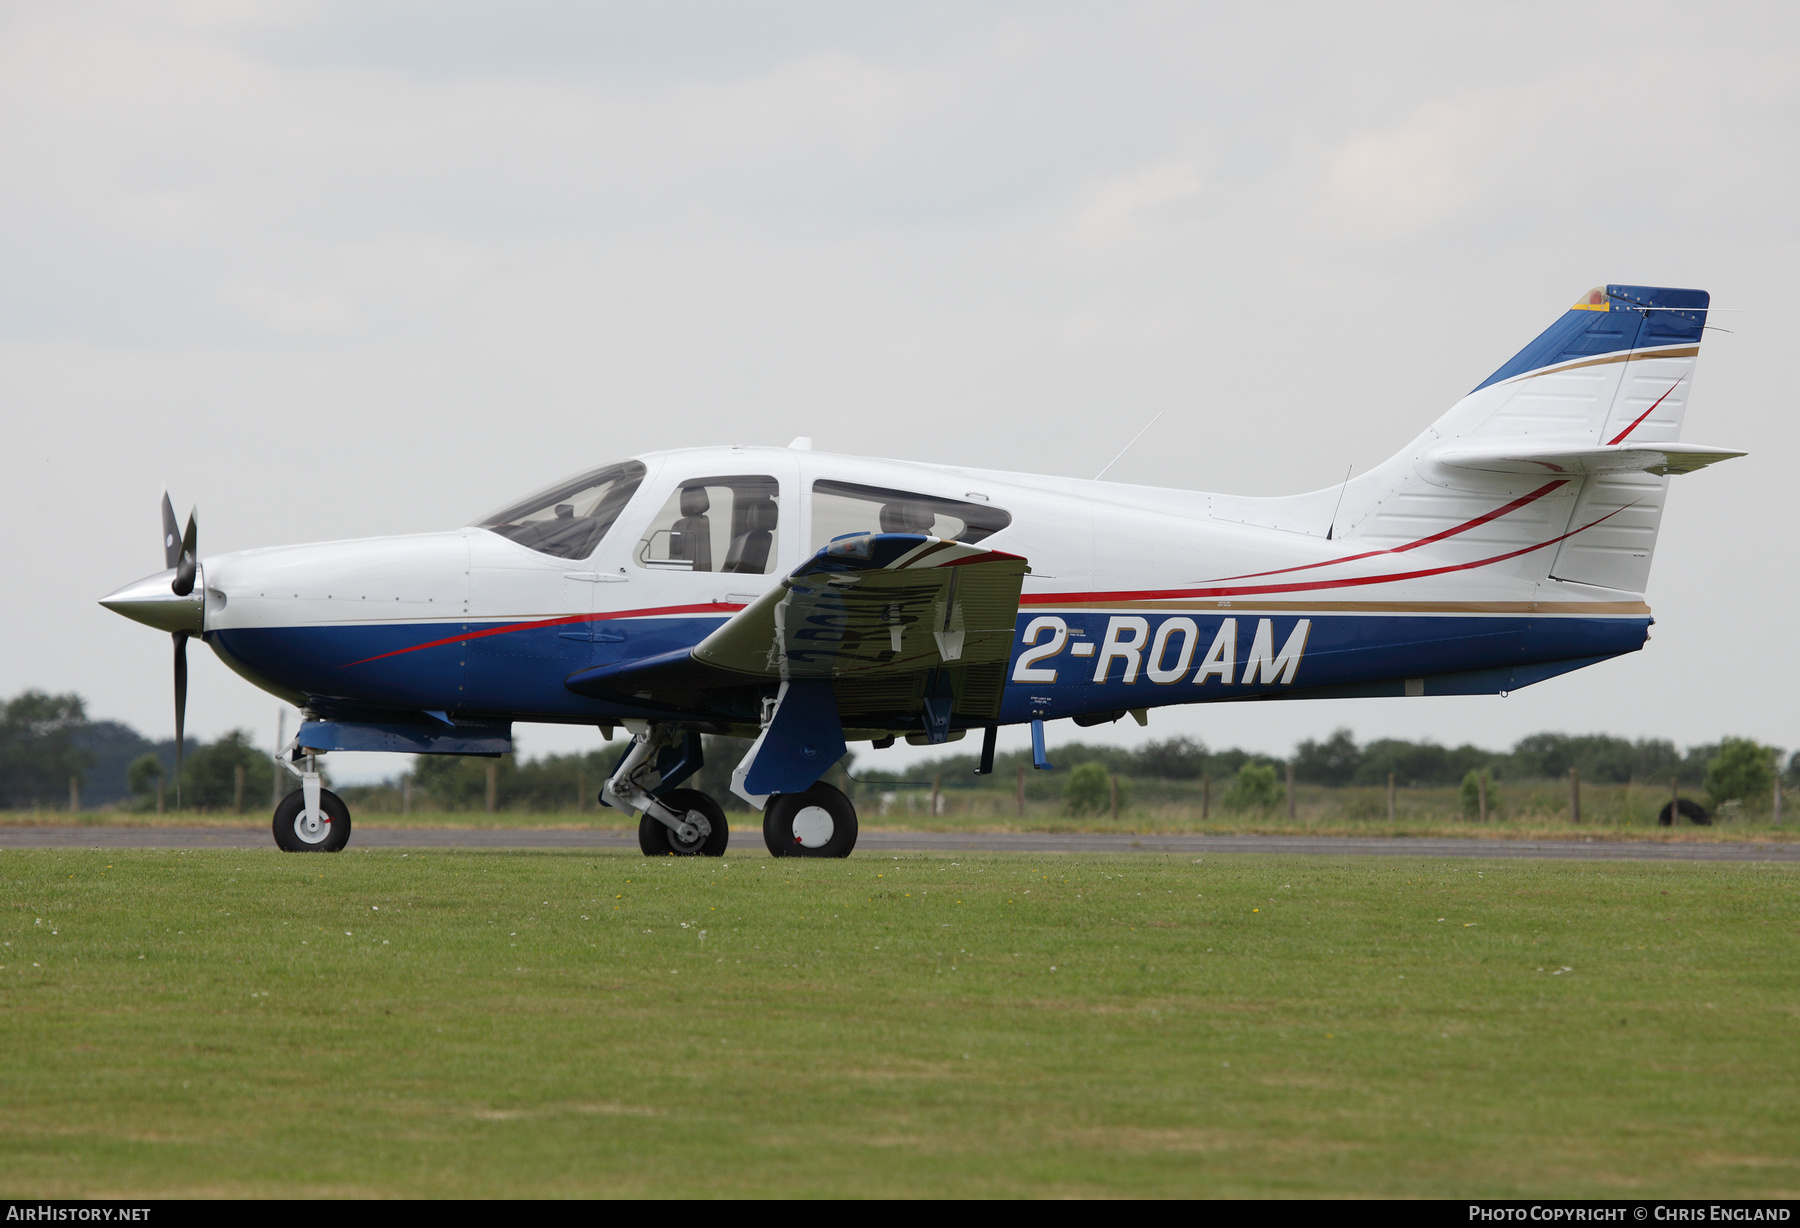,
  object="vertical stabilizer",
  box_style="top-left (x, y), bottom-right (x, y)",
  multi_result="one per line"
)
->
top-left (1328, 285), bottom-right (1711, 595)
